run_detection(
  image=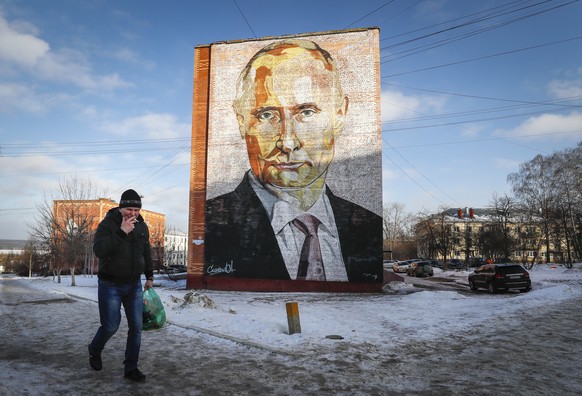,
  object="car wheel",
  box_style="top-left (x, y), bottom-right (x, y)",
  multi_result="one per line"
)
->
top-left (488, 282), bottom-right (497, 294)
top-left (469, 280), bottom-right (477, 291)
